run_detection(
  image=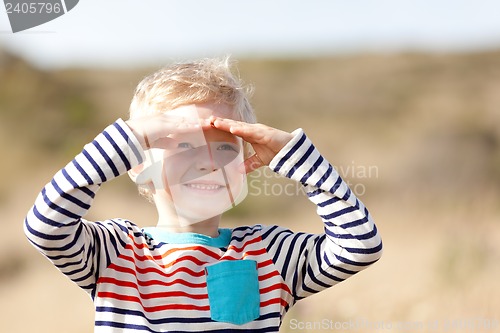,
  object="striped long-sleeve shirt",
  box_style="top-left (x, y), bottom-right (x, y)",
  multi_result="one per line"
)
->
top-left (24, 119), bottom-right (382, 332)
